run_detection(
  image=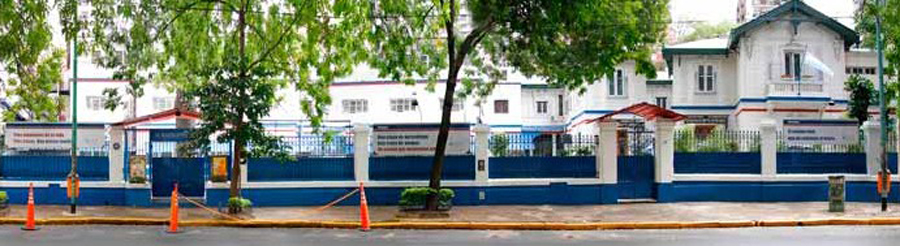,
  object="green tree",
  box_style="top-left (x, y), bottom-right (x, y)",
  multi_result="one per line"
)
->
top-left (855, 0), bottom-right (899, 80)
top-left (369, 0), bottom-right (669, 210)
top-left (75, 0), bottom-right (371, 212)
top-left (677, 21), bottom-right (736, 44)
top-left (0, 0), bottom-right (64, 122)
top-left (845, 74), bottom-right (875, 124)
